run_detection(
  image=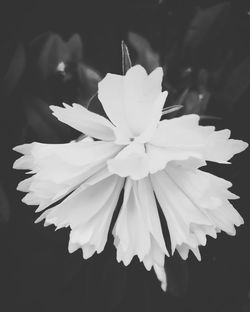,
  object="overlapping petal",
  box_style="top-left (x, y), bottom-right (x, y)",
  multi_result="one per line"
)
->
top-left (14, 139), bottom-right (122, 211)
top-left (151, 162), bottom-right (244, 260)
top-left (37, 169), bottom-right (124, 259)
top-left (13, 64), bottom-right (248, 292)
top-left (98, 65), bottom-right (166, 138)
top-left (51, 103), bottom-right (116, 141)
top-left (150, 114), bottom-right (248, 166)
top-left (113, 178), bottom-right (168, 270)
